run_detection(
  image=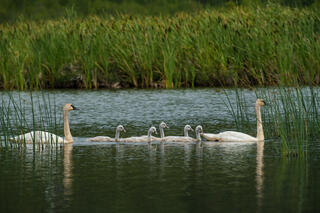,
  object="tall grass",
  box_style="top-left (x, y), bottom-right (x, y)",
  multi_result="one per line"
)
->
top-left (0, 3), bottom-right (319, 89)
top-left (224, 86), bottom-right (320, 157)
top-left (0, 92), bottom-right (62, 149)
